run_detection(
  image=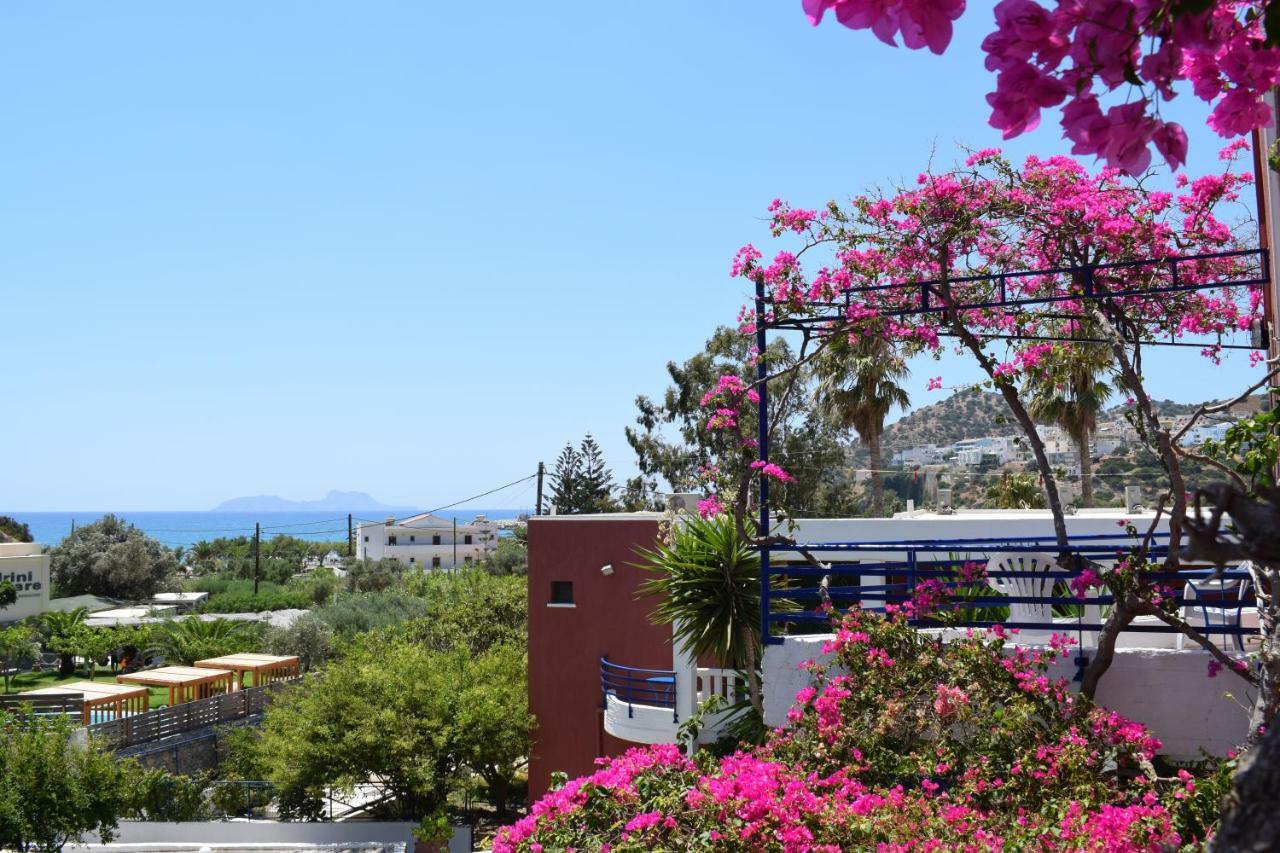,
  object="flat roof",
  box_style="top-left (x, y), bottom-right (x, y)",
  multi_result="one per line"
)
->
top-left (194, 653), bottom-right (300, 671)
top-left (151, 592), bottom-right (209, 602)
top-left (118, 666), bottom-right (234, 686)
top-left (25, 681), bottom-right (148, 700)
